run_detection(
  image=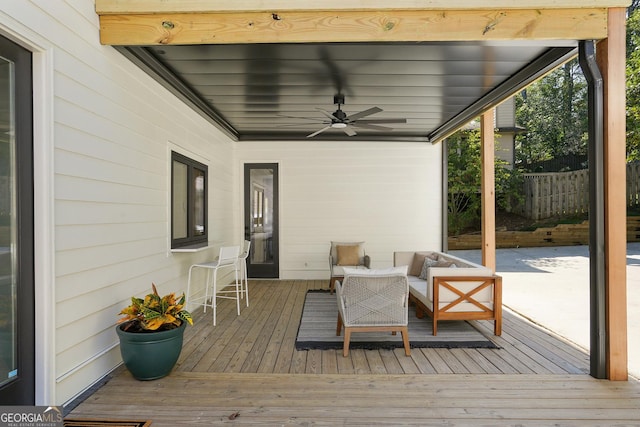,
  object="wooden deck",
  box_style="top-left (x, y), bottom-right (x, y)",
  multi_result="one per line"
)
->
top-left (67, 280), bottom-right (640, 425)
